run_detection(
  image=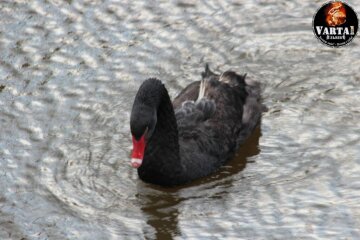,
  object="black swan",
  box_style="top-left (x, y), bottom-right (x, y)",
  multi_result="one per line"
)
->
top-left (130, 64), bottom-right (264, 186)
